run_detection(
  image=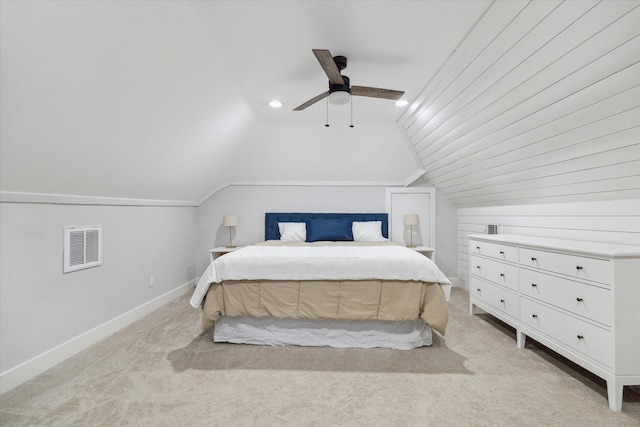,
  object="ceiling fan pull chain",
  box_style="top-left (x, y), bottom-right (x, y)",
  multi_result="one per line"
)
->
top-left (350, 97), bottom-right (354, 128)
top-left (325, 97), bottom-right (330, 127)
